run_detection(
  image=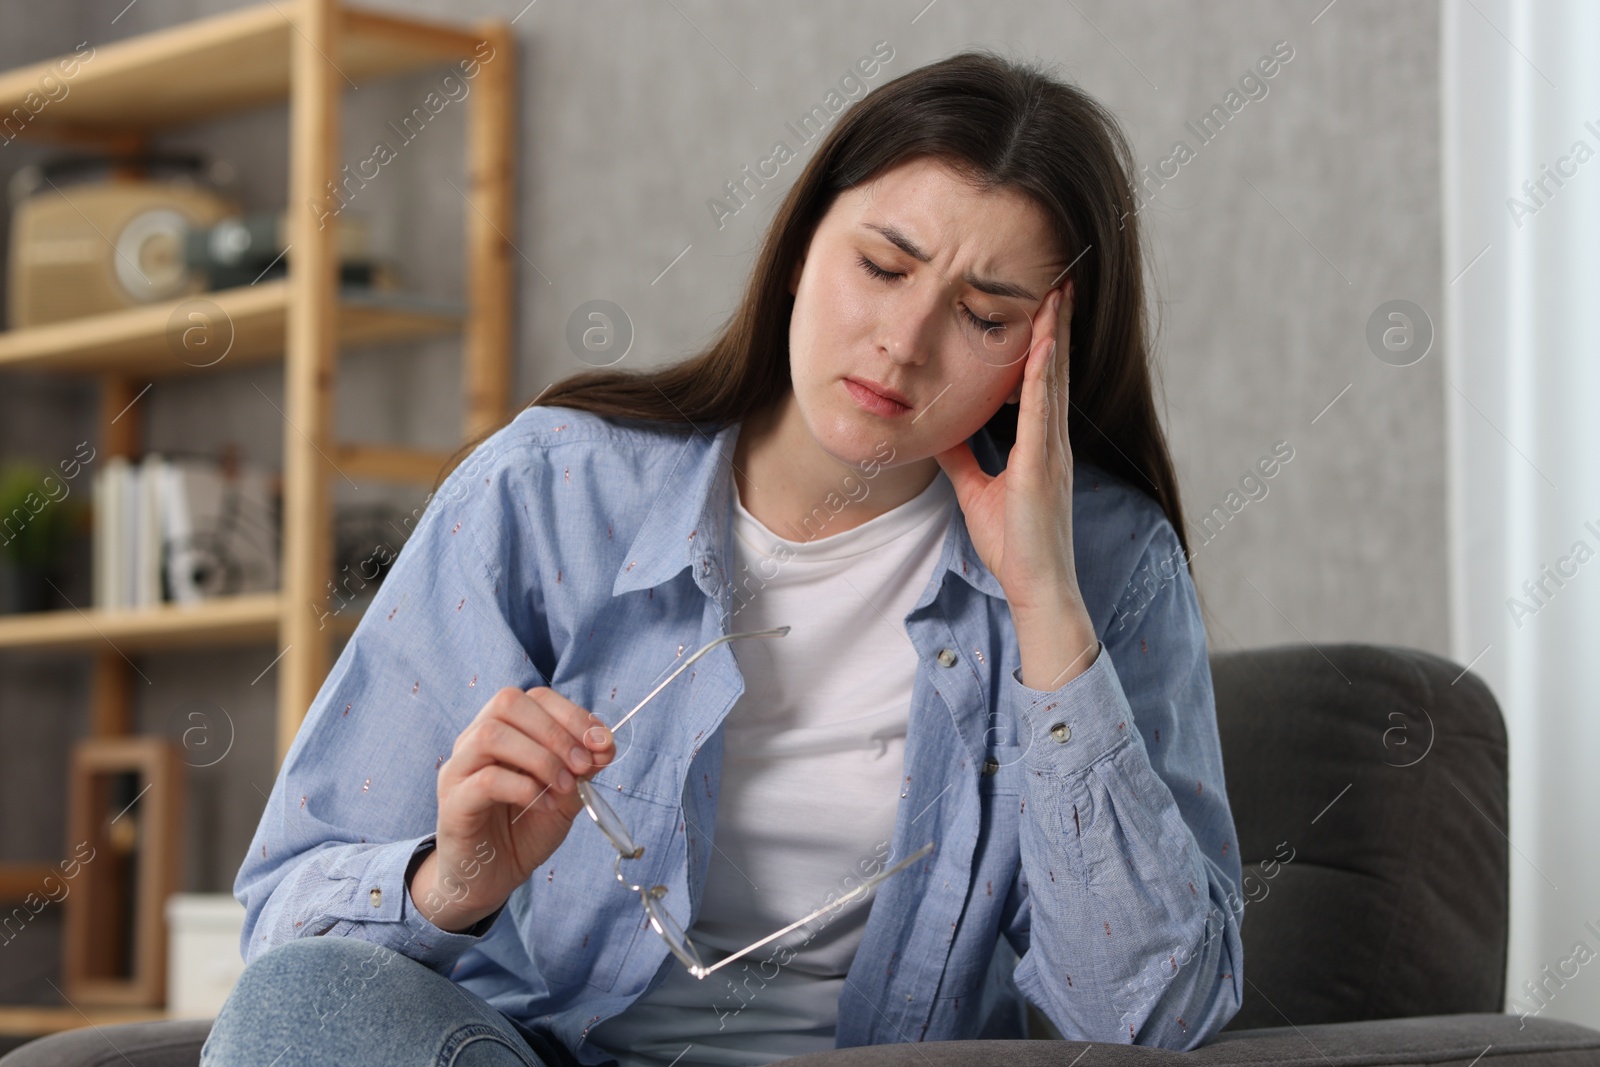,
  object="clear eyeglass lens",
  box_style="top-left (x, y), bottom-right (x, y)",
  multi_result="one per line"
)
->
top-left (966, 310), bottom-right (1033, 368)
top-left (642, 891), bottom-right (703, 971)
top-left (578, 780), bottom-right (638, 857)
